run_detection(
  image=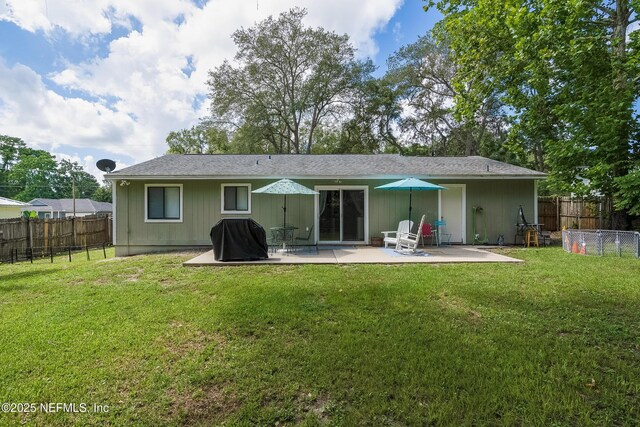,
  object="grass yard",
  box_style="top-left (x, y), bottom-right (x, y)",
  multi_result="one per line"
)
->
top-left (0, 248), bottom-right (639, 426)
